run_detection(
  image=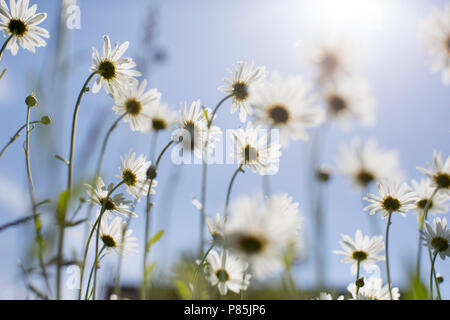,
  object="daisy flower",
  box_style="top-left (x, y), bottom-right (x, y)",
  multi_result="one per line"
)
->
top-left (364, 180), bottom-right (417, 218)
top-left (85, 176), bottom-right (136, 218)
top-left (420, 4), bottom-right (450, 85)
top-left (112, 80), bottom-right (161, 132)
top-left (145, 101), bottom-right (177, 132)
top-left (411, 178), bottom-right (449, 216)
top-left (315, 292), bottom-right (344, 300)
top-left (0, 0), bottom-right (49, 56)
top-left (333, 230), bottom-right (384, 275)
top-left (422, 217), bottom-right (450, 260)
top-left (225, 193), bottom-right (302, 279)
top-left (322, 76), bottom-right (376, 129)
top-left (337, 138), bottom-right (403, 189)
top-left (417, 150), bottom-right (450, 195)
top-left (230, 122), bottom-right (281, 176)
top-left (250, 72), bottom-right (325, 147)
top-left (218, 59), bottom-right (267, 122)
top-left (347, 277), bottom-right (400, 300)
top-left (204, 249), bottom-right (250, 296)
top-left (174, 99), bottom-right (221, 159)
top-left (117, 151), bottom-right (156, 202)
top-left (90, 35), bottom-right (141, 95)
top-left (97, 214), bottom-right (138, 257)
